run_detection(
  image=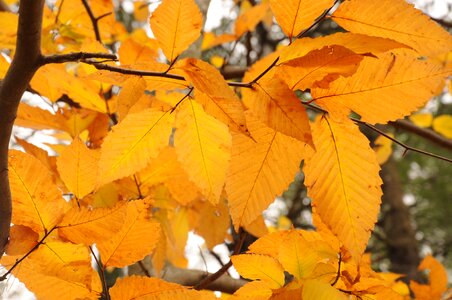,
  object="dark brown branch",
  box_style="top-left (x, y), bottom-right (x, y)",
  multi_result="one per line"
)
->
top-left (40, 52), bottom-right (117, 65)
top-left (0, 226), bottom-right (56, 281)
top-left (330, 253), bottom-right (342, 286)
top-left (0, 0), bottom-right (45, 259)
top-left (89, 246), bottom-right (110, 300)
top-left (194, 230), bottom-right (247, 291)
top-left (81, 0), bottom-right (103, 43)
top-left (0, 0), bottom-right (10, 12)
top-left (389, 119), bottom-right (452, 151)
